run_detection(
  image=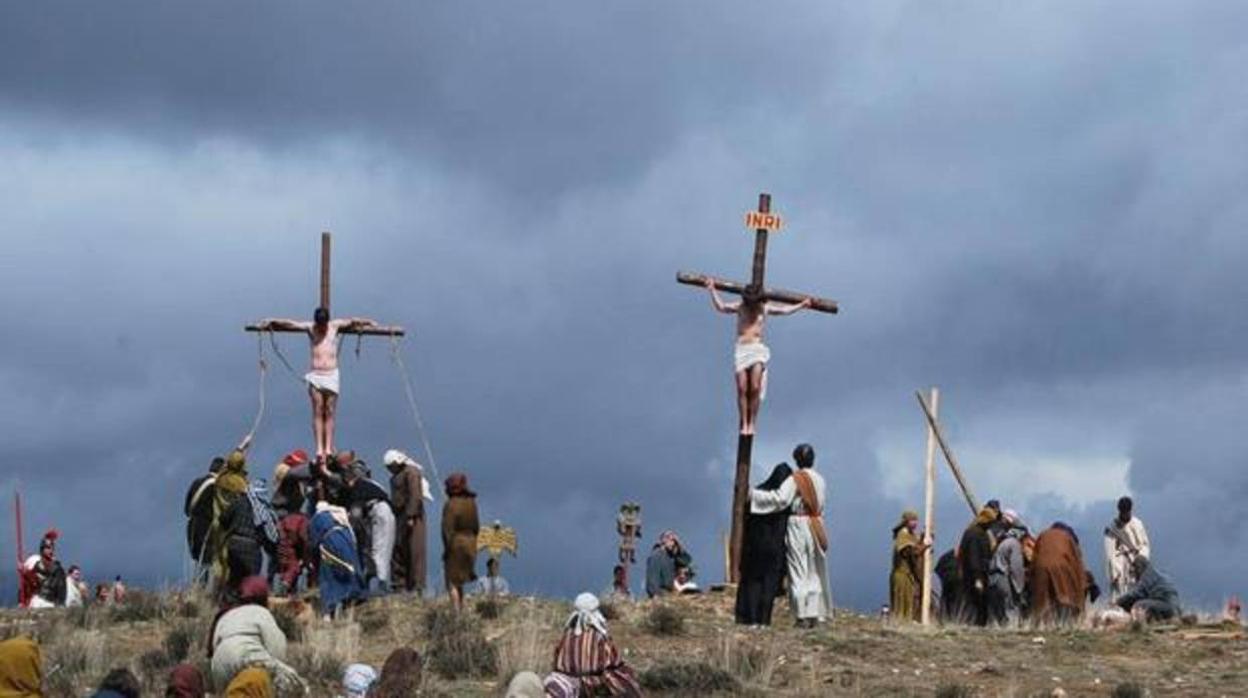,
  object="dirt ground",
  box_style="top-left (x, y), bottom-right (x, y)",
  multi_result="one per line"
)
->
top-left (2, 588), bottom-right (1246, 696)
